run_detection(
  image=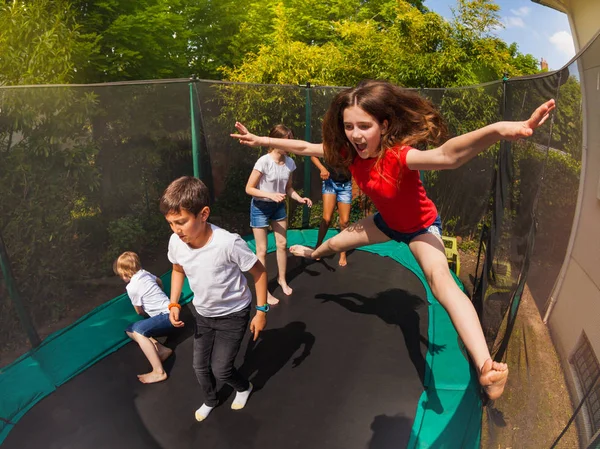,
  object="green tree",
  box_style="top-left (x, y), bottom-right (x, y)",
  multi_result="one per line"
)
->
top-left (223, 0), bottom-right (541, 88)
top-left (72, 0), bottom-right (192, 82)
top-left (0, 0), bottom-right (92, 86)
